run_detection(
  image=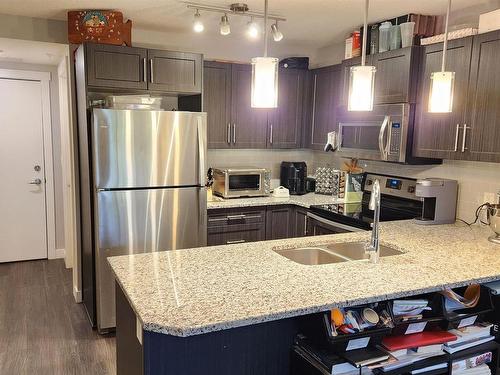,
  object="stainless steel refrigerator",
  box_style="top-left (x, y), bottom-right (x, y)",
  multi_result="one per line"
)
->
top-left (89, 109), bottom-right (207, 332)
